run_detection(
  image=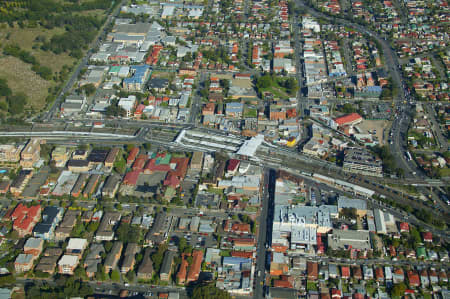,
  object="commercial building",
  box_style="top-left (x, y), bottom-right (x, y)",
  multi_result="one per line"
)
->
top-left (334, 113), bottom-right (363, 127)
top-left (327, 229), bottom-right (372, 251)
top-left (51, 146), bottom-right (69, 167)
